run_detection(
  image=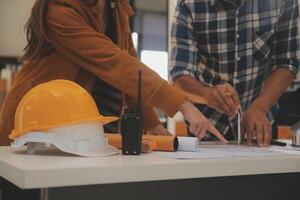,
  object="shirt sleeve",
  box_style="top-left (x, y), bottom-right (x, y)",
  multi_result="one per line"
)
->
top-left (46, 3), bottom-right (186, 117)
top-left (169, 0), bottom-right (198, 82)
top-left (271, 0), bottom-right (300, 76)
